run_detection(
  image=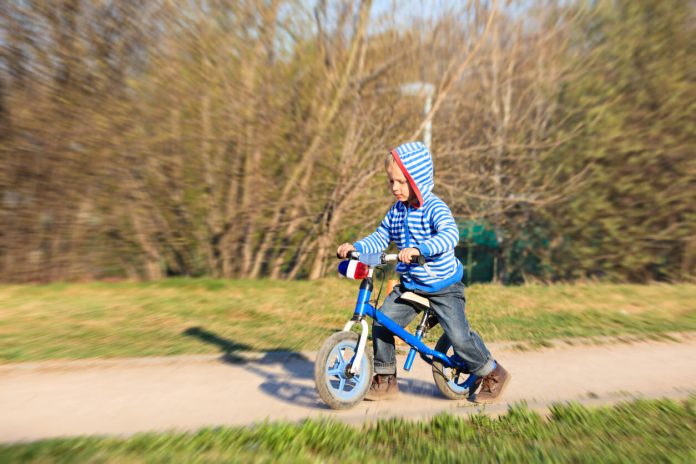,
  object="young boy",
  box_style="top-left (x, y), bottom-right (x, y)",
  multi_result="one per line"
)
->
top-left (337, 141), bottom-right (510, 403)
